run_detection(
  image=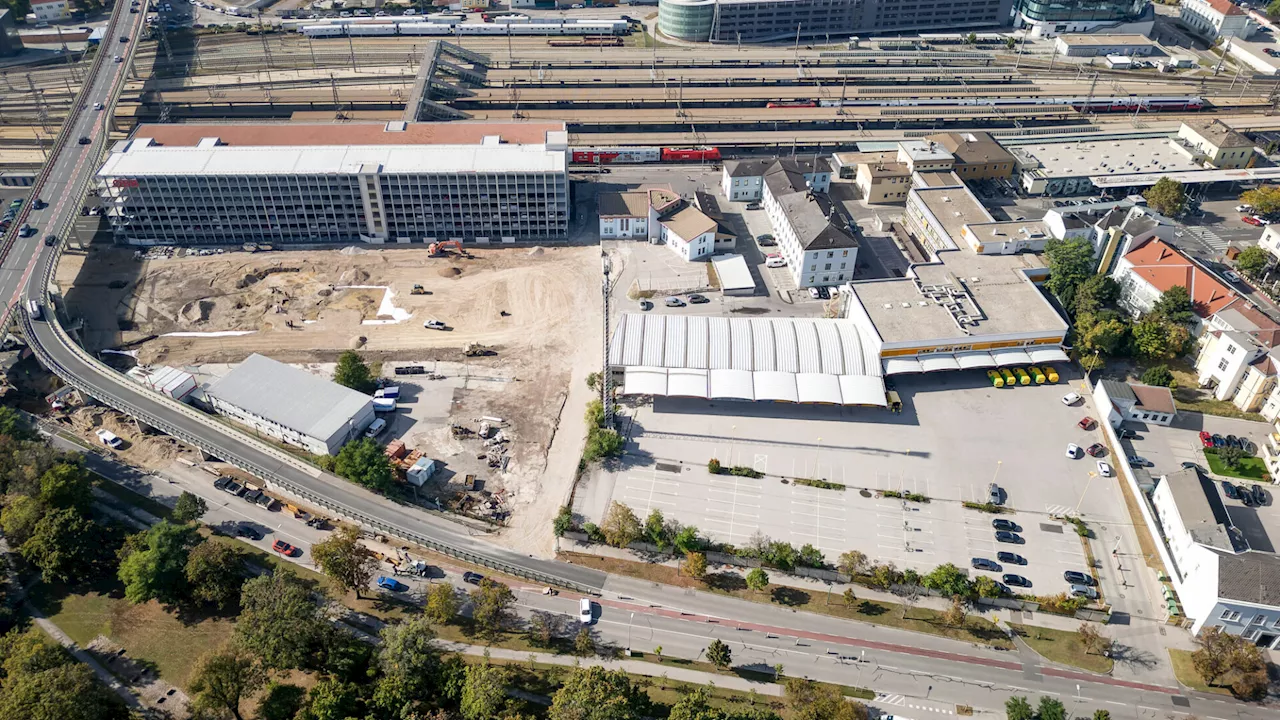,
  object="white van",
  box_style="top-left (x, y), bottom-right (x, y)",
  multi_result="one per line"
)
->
top-left (95, 428), bottom-right (123, 449)
top-left (26, 299), bottom-right (42, 320)
top-left (364, 417), bottom-right (387, 439)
